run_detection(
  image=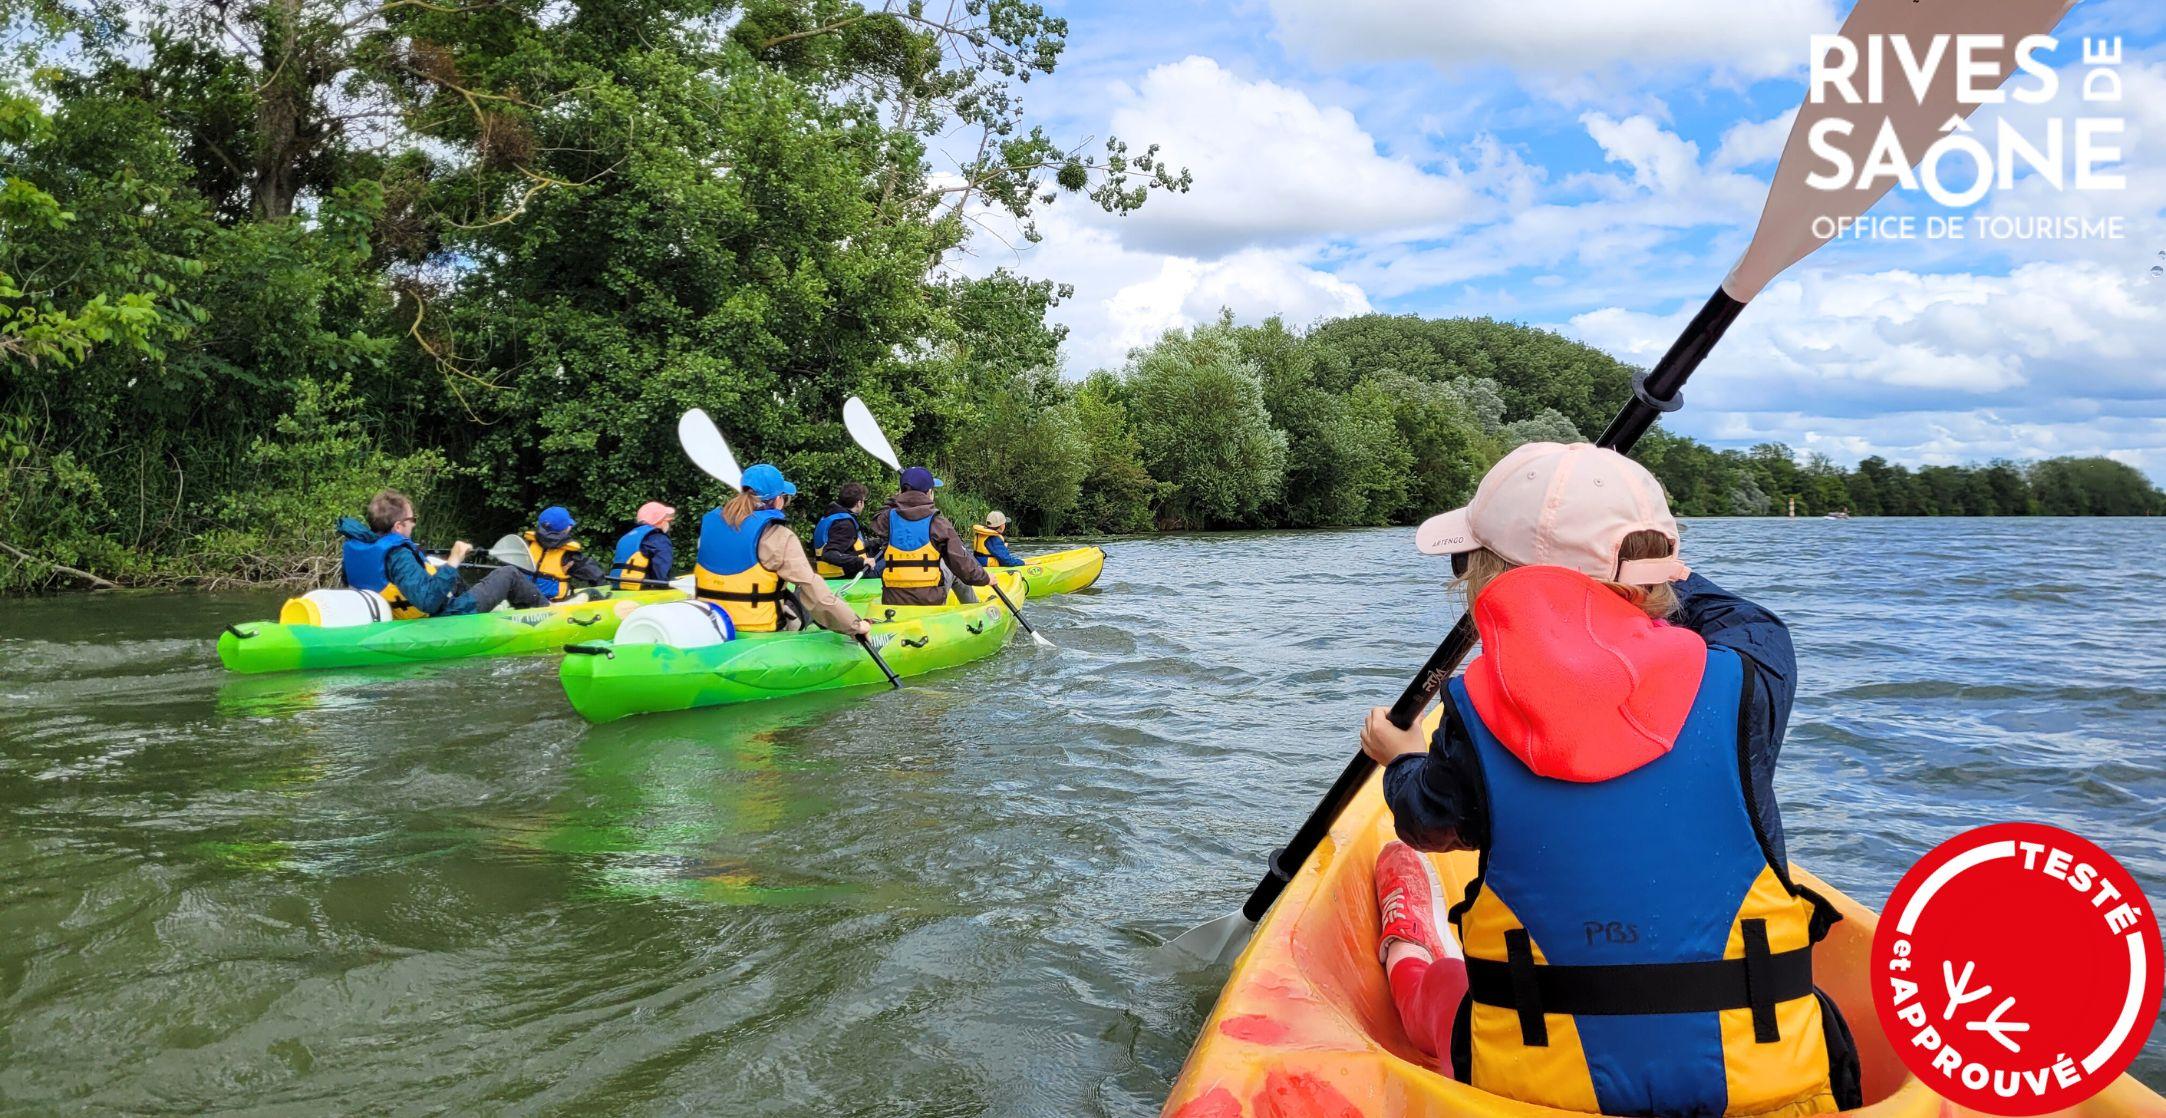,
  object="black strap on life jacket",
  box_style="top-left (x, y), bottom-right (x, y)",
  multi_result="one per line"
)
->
top-left (696, 584), bottom-right (788, 605)
top-left (886, 552), bottom-right (941, 569)
top-left (1468, 919), bottom-right (1809, 1047)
